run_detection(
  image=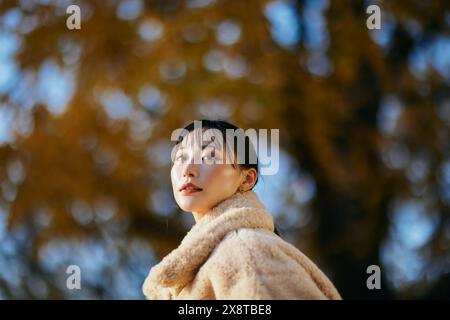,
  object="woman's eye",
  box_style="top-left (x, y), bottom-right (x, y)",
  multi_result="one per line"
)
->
top-left (175, 154), bottom-right (186, 162)
top-left (201, 153), bottom-right (218, 162)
